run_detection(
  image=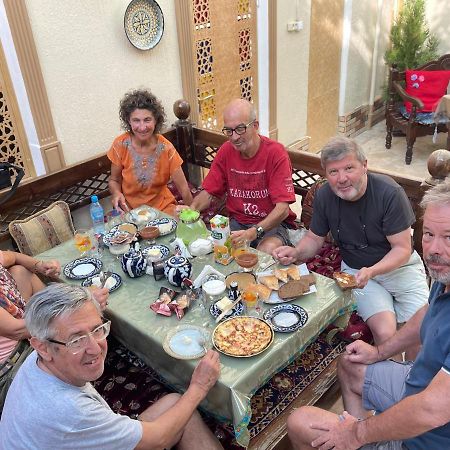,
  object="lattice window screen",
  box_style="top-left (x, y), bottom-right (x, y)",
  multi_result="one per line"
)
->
top-left (191, 0), bottom-right (258, 131)
top-left (0, 77), bottom-right (31, 181)
top-left (0, 41), bottom-right (33, 181)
